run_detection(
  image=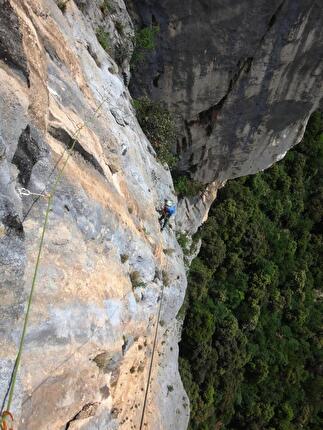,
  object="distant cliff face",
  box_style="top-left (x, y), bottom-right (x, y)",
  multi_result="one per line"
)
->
top-left (128, 0), bottom-right (323, 183)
